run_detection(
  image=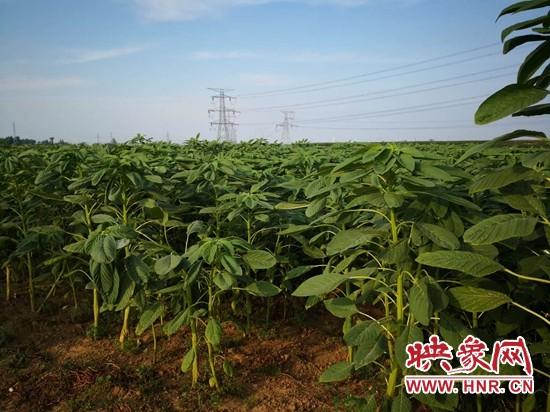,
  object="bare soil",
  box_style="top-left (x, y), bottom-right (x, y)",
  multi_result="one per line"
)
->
top-left (0, 292), bottom-right (380, 411)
